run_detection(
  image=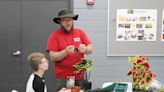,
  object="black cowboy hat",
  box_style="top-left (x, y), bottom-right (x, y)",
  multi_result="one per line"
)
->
top-left (53, 10), bottom-right (78, 24)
